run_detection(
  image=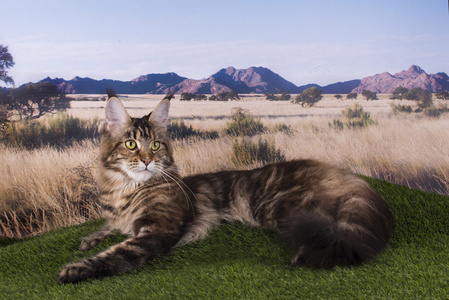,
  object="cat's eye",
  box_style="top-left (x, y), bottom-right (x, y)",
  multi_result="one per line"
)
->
top-left (151, 141), bottom-right (160, 151)
top-left (125, 140), bottom-right (137, 150)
